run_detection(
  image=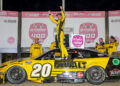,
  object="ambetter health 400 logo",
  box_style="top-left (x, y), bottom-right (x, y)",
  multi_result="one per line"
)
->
top-left (29, 23), bottom-right (48, 42)
top-left (79, 23), bottom-right (98, 44)
top-left (72, 35), bottom-right (84, 48)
